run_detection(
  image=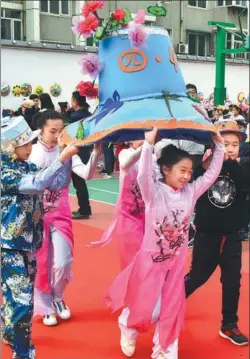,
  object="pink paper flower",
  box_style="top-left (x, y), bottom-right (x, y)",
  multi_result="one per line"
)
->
top-left (128, 23), bottom-right (149, 48)
top-left (71, 17), bottom-right (82, 35)
top-left (134, 9), bottom-right (145, 24)
top-left (78, 54), bottom-right (104, 78)
top-left (81, 1), bottom-right (105, 17)
top-left (78, 14), bottom-right (100, 38)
